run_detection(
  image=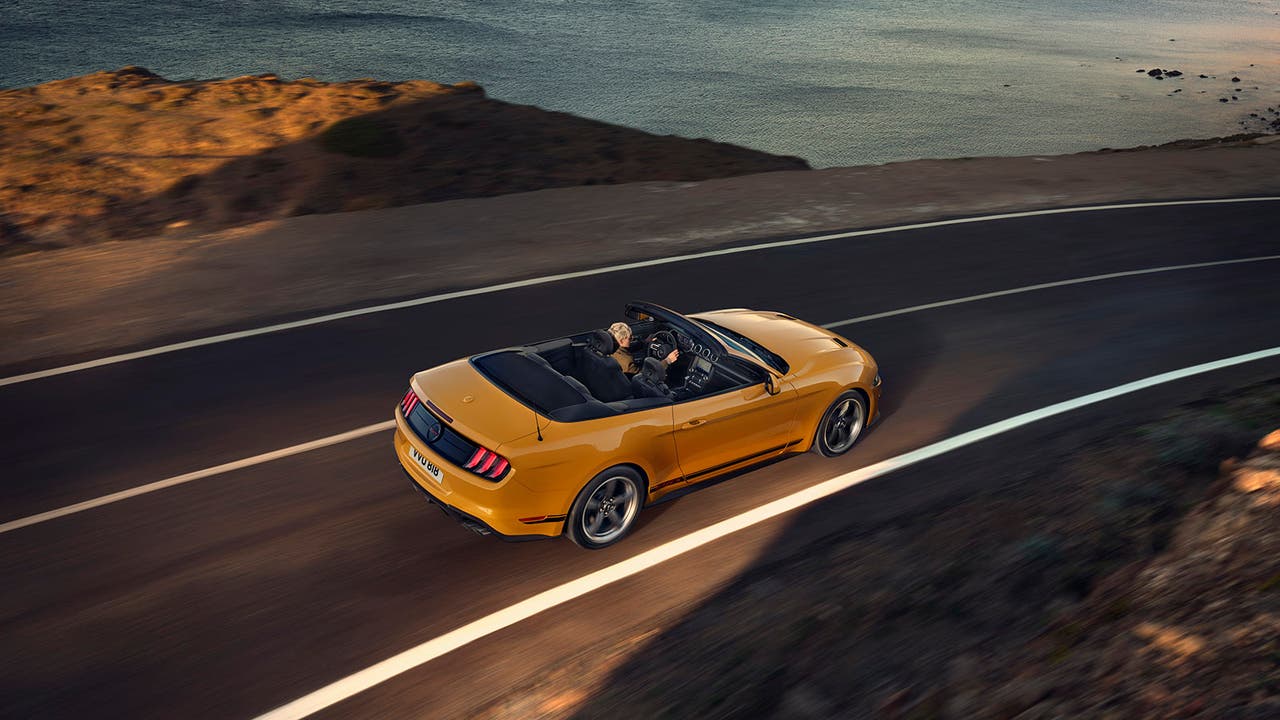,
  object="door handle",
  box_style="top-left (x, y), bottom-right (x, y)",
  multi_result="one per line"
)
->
top-left (682, 418), bottom-right (707, 428)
